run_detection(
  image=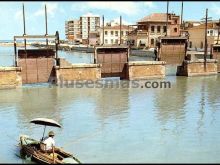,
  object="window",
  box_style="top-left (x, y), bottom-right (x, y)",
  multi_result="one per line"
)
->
top-left (151, 26), bottom-right (155, 33)
top-left (105, 31), bottom-right (108, 35)
top-left (174, 28), bottom-right (178, 33)
top-left (115, 39), bottom-right (118, 44)
top-left (175, 19), bottom-right (178, 24)
top-left (105, 39), bottom-right (108, 44)
top-left (126, 31), bottom-right (128, 35)
top-left (157, 26), bottom-right (161, 33)
top-left (163, 26), bottom-right (167, 33)
top-left (111, 39), bottom-right (114, 44)
top-left (121, 31), bottom-right (124, 36)
top-left (210, 30), bottom-right (213, 36)
top-left (151, 38), bottom-right (154, 45)
top-left (115, 31), bottom-right (118, 36)
top-left (111, 31), bottom-right (114, 35)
